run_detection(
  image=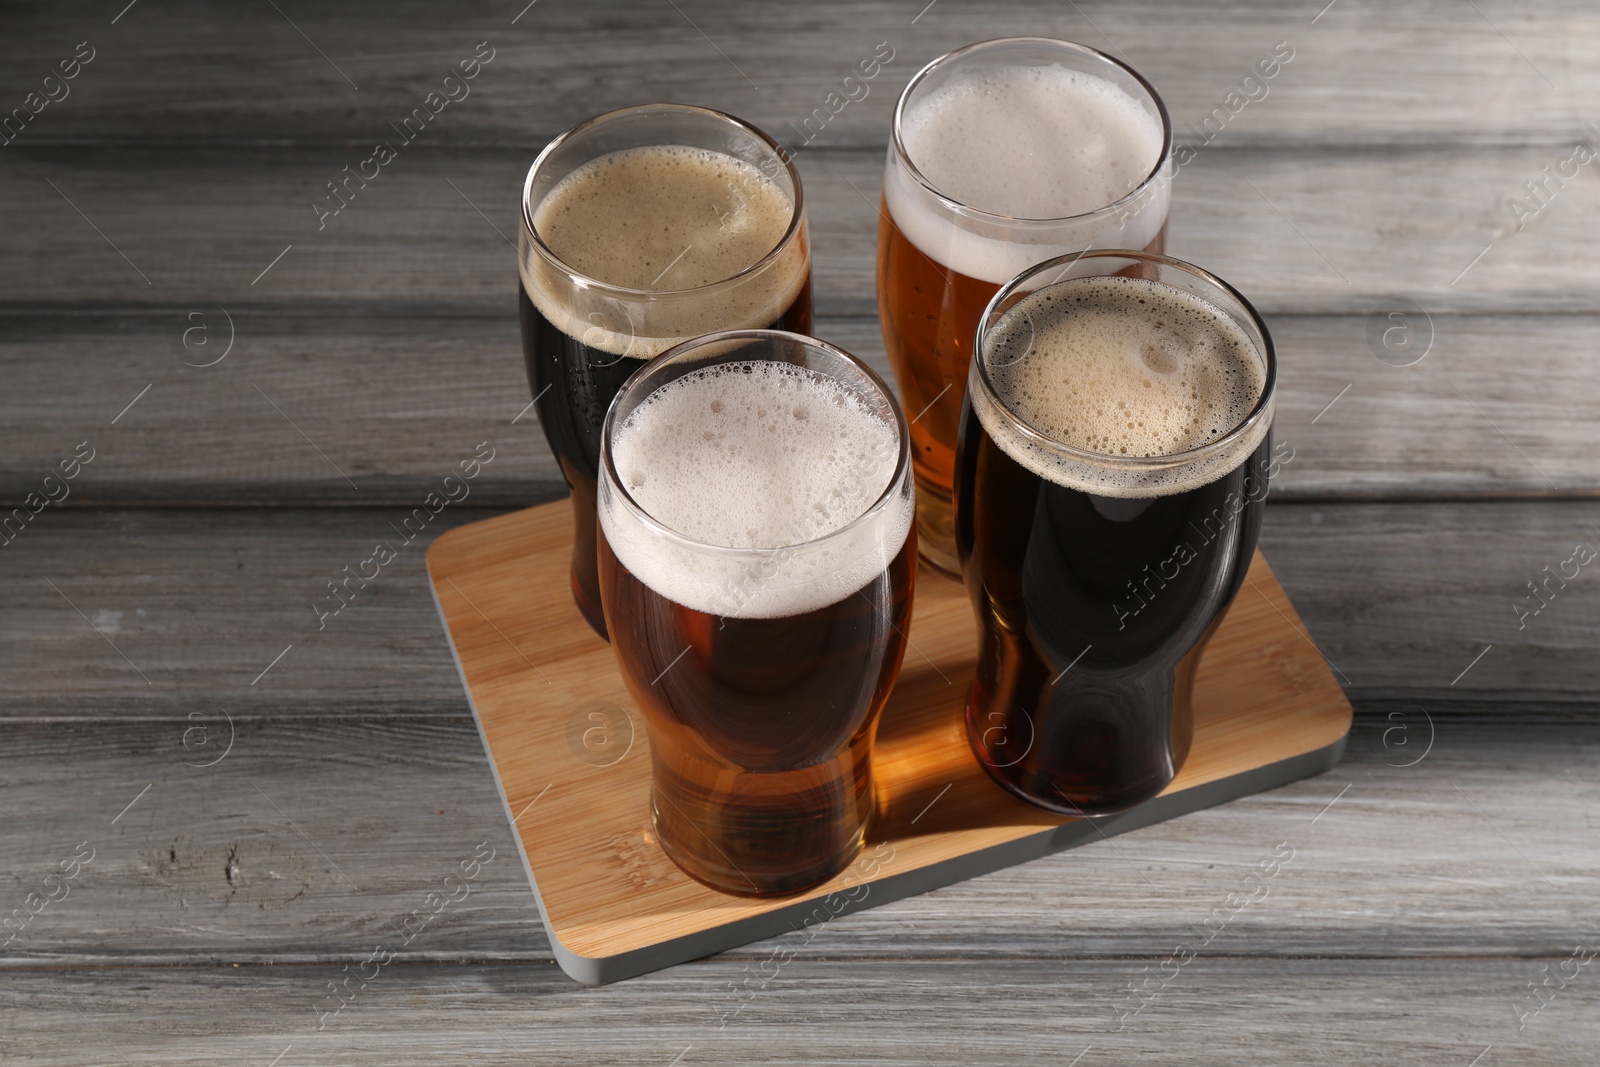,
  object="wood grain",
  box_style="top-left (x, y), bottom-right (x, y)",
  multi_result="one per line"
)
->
top-left (0, 507), bottom-right (506, 716)
top-left (2, 145), bottom-right (1597, 317)
top-left (3, 312), bottom-right (1597, 505)
top-left (1258, 500), bottom-right (1600, 709)
top-left (4, 503), bottom-right (1598, 718)
top-left (4, 959), bottom-right (1594, 1065)
top-left (0, 715), bottom-right (544, 966)
top-left (3, 718), bottom-right (1597, 967)
top-left (3, 0), bottom-right (1593, 146)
